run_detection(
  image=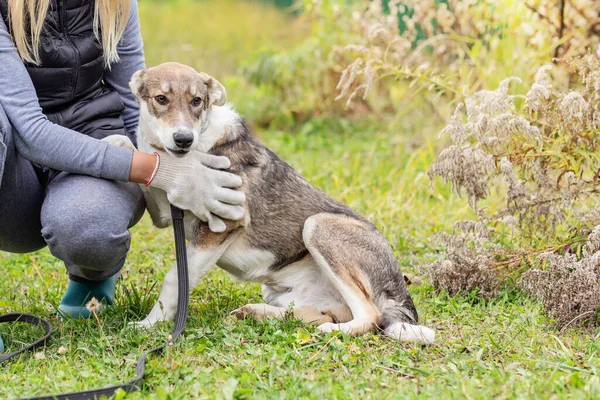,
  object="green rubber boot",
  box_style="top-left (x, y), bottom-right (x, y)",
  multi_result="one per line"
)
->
top-left (58, 274), bottom-right (119, 319)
